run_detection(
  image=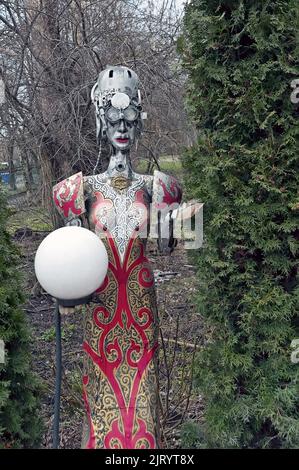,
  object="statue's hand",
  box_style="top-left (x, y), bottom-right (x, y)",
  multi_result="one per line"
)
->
top-left (58, 305), bottom-right (76, 315)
